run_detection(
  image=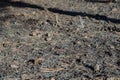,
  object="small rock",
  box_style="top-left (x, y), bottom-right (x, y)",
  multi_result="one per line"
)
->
top-left (11, 64), bottom-right (19, 69)
top-left (51, 77), bottom-right (55, 80)
top-left (11, 61), bottom-right (19, 69)
top-left (35, 57), bottom-right (45, 65)
top-left (95, 64), bottom-right (100, 71)
top-left (111, 8), bottom-right (118, 13)
top-left (21, 74), bottom-right (30, 80)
